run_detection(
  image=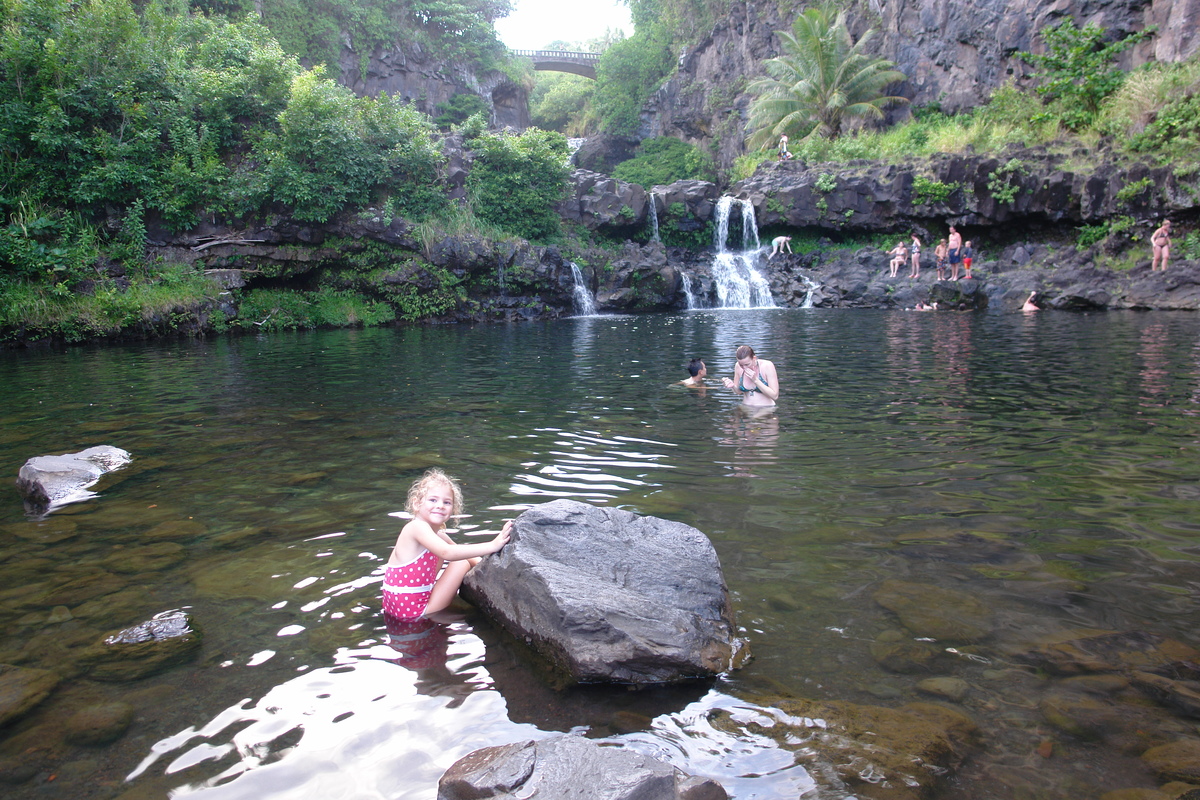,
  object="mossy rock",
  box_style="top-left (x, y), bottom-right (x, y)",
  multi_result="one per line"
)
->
top-left (78, 610), bottom-right (201, 682)
top-left (873, 580), bottom-right (992, 643)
